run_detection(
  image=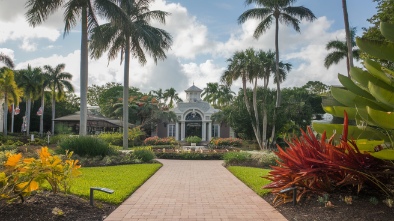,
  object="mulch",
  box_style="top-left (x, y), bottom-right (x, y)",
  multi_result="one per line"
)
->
top-left (0, 191), bottom-right (116, 221)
